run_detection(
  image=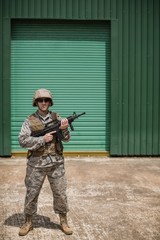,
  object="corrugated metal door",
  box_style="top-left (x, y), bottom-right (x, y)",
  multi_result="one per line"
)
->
top-left (11, 20), bottom-right (110, 153)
